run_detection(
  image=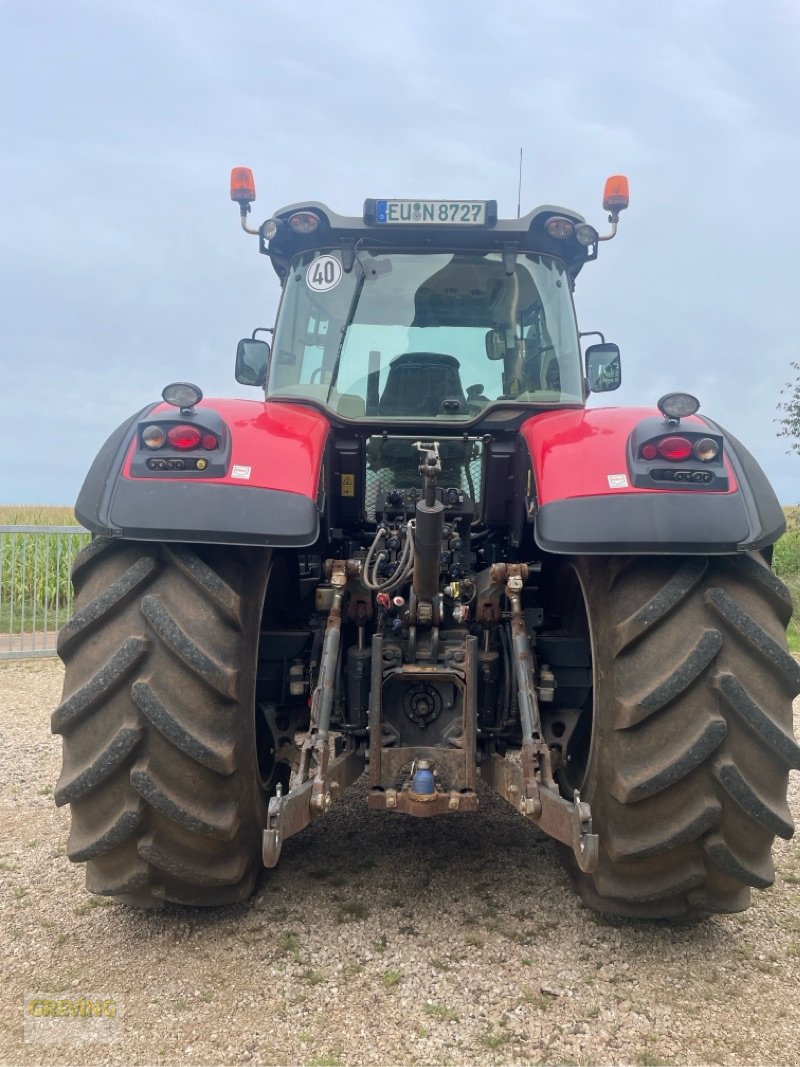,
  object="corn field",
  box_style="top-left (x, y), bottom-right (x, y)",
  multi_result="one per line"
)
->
top-left (0, 507), bottom-right (89, 658)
